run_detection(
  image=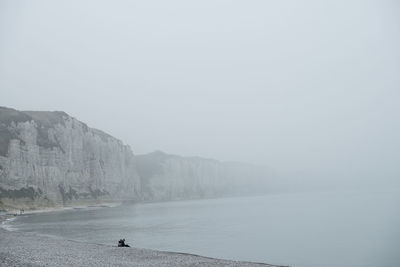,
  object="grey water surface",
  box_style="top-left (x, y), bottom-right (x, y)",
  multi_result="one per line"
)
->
top-left (8, 190), bottom-right (400, 267)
